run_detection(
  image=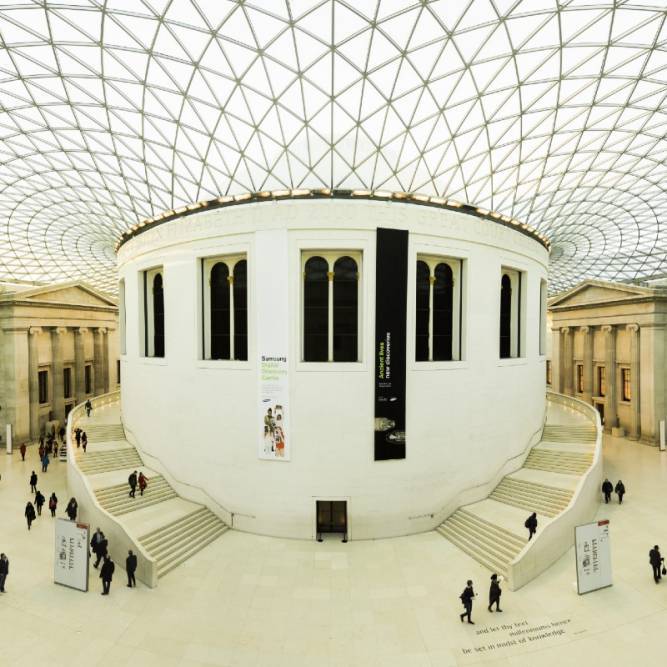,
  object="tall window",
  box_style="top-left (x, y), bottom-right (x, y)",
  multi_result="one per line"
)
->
top-left (85, 364), bottom-right (92, 394)
top-left (38, 370), bottom-right (49, 404)
top-left (143, 267), bottom-right (165, 357)
top-left (539, 279), bottom-right (547, 355)
top-left (597, 366), bottom-right (606, 397)
top-left (576, 364), bottom-right (583, 393)
top-left (415, 256), bottom-right (463, 361)
top-left (63, 367), bottom-right (72, 399)
top-left (117, 359), bottom-right (121, 385)
top-left (302, 251), bottom-right (361, 362)
top-left (622, 368), bottom-right (631, 401)
top-left (546, 360), bottom-right (552, 385)
top-left (500, 268), bottom-right (523, 359)
top-left (119, 279), bottom-right (126, 355)
top-left (202, 255), bottom-right (248, 361)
